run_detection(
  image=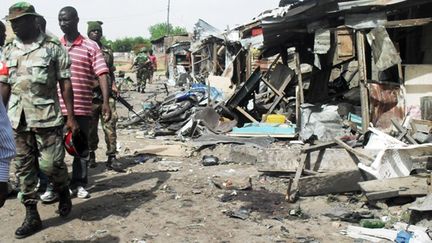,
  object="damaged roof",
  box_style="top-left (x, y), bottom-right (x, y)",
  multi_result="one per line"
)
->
top-left (259, 0), bottom-right (432, 51)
